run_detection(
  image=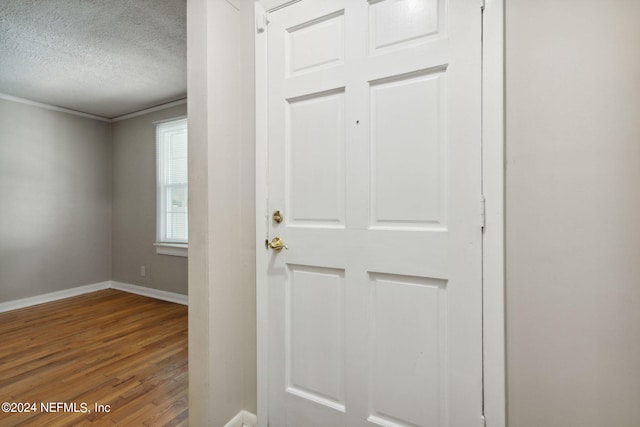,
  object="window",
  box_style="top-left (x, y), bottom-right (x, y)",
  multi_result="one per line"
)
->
top-left (155, 118), bottom-right (188, 257)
